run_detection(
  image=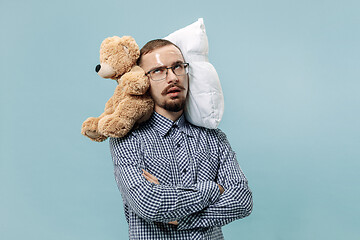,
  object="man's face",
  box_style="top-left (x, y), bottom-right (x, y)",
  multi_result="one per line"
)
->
top-left (140, 45), bottom-right (189, 113)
